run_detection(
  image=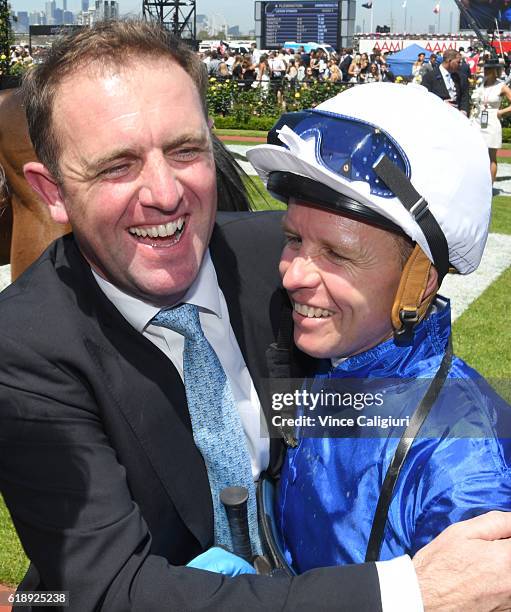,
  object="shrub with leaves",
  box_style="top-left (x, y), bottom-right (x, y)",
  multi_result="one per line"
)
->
top-left (9, 56), bottom-right (33, 76)
top-left (206, 77), bottom-right (352, 125)
top-left (0, 0), bottom-right (14, 76)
